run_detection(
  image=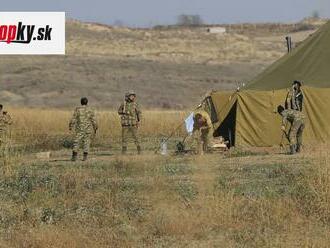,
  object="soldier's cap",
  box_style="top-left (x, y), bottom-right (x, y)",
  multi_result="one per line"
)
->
top-left (126, 90), bottom-right (136, 96)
